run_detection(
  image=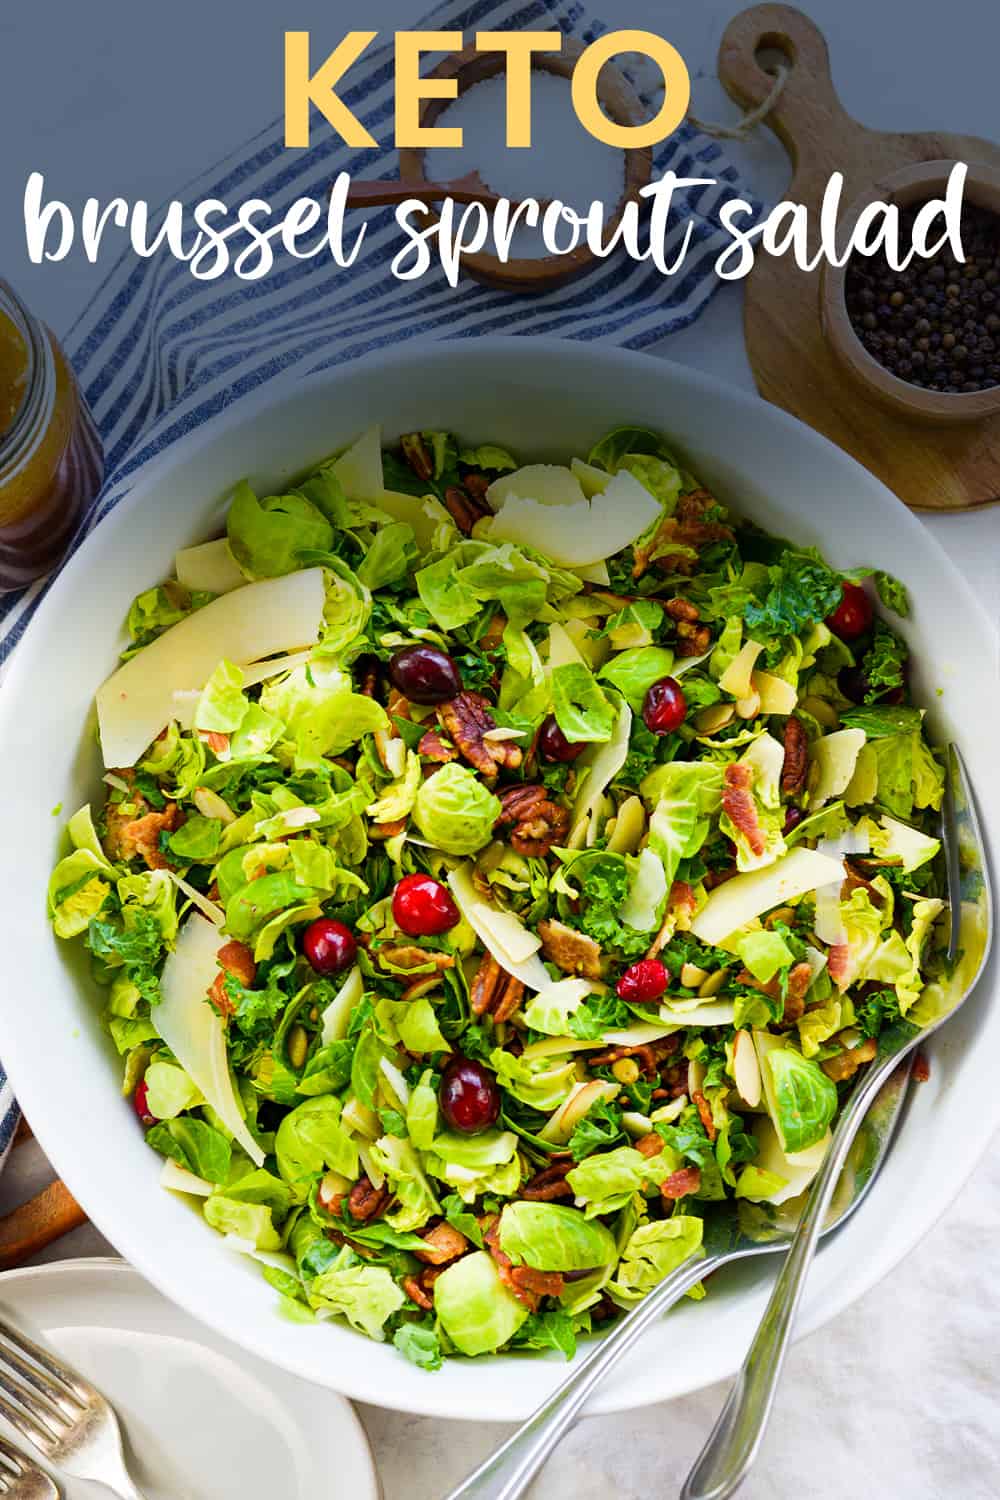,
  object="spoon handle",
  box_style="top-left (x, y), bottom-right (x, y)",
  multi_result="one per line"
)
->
top-left (442, 1253), bottom-right (715, 1500)
top-left (680, 1052), bottom-right (915, 1500)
